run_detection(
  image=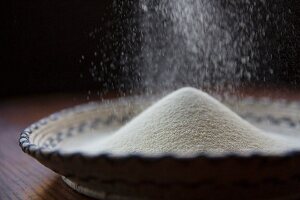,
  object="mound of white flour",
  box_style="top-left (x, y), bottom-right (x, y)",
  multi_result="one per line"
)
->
top-left (95, 87), bottom-right (299, 155)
